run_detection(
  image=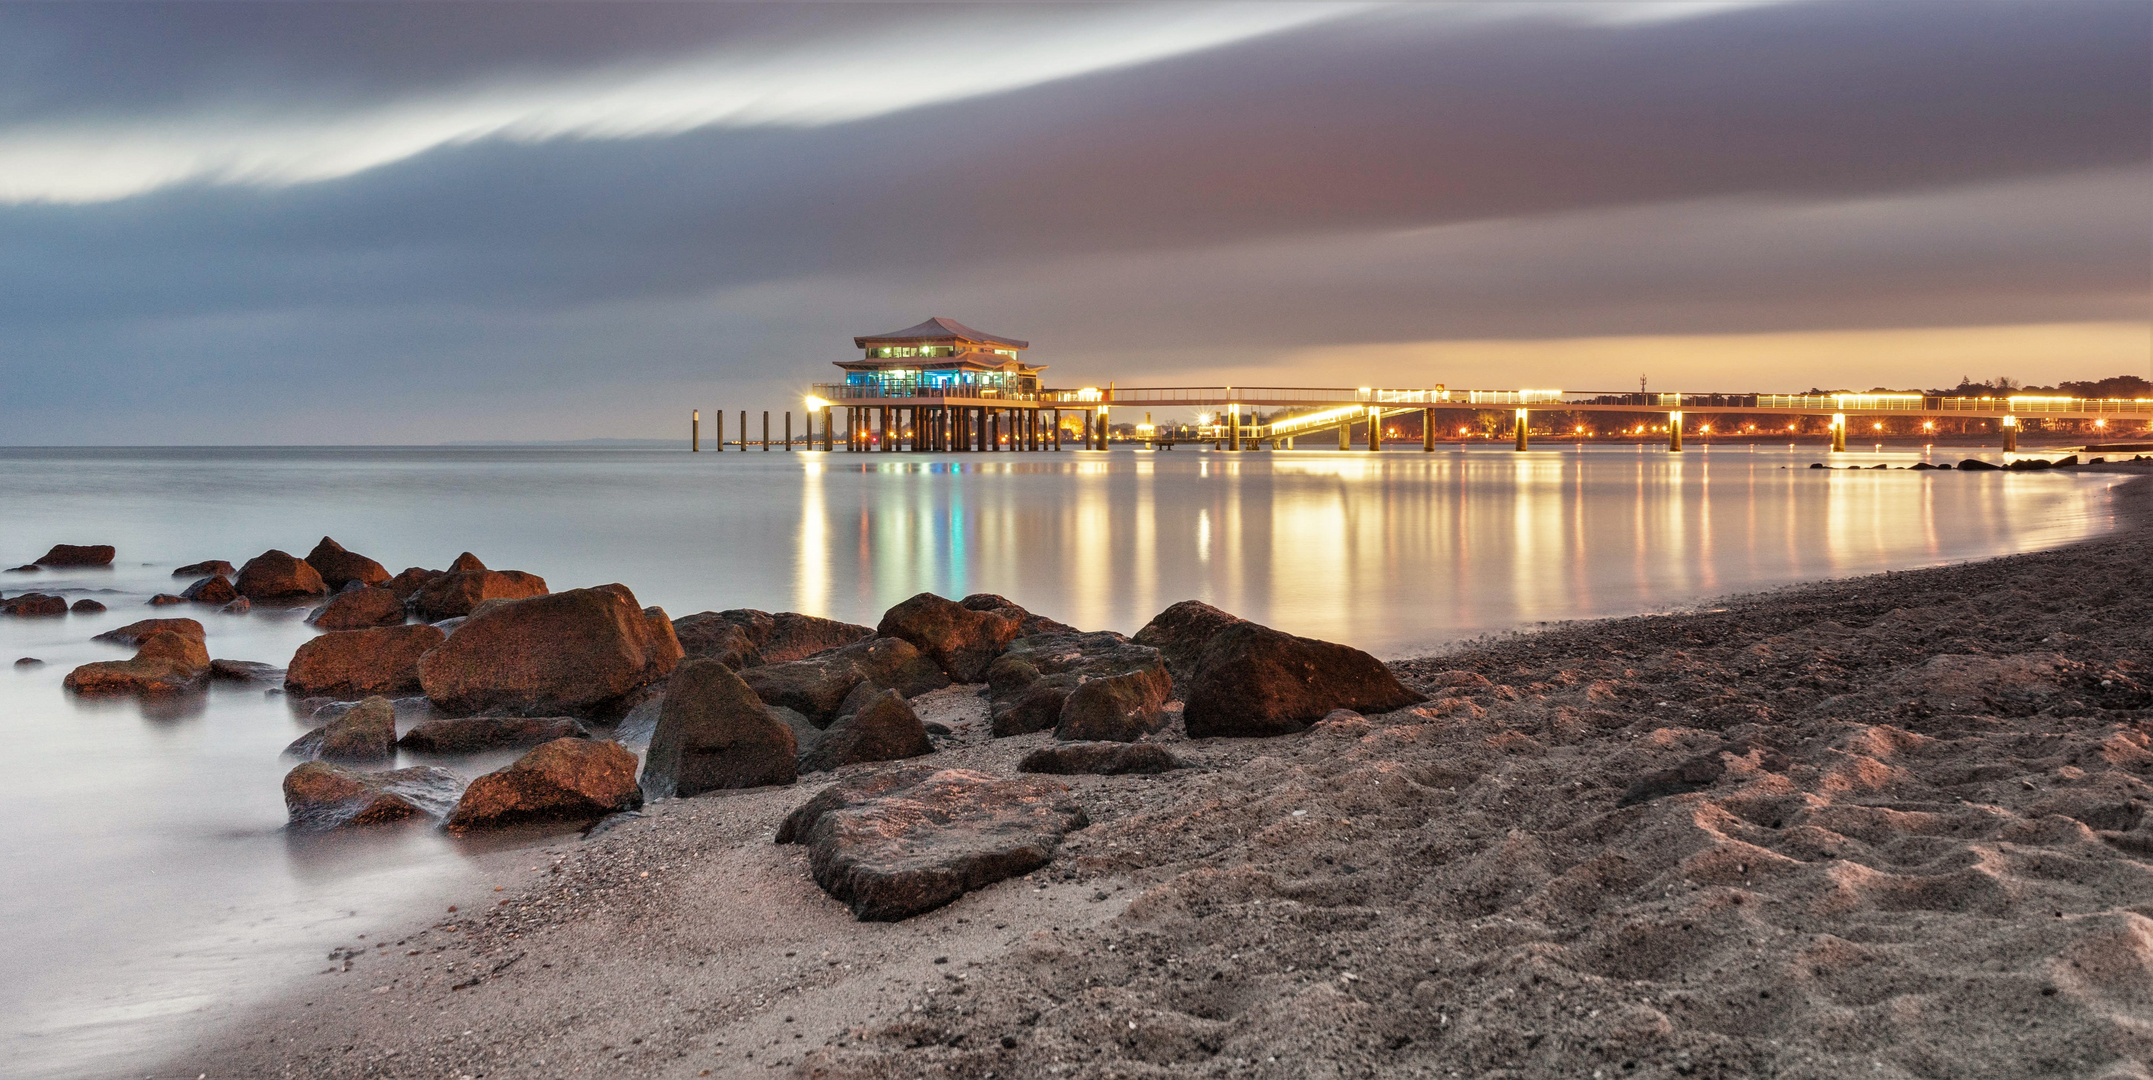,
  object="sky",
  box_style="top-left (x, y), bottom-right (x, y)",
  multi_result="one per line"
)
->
top-left (0, 0), bottom-right (2147, 444)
